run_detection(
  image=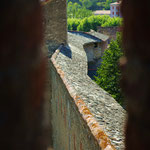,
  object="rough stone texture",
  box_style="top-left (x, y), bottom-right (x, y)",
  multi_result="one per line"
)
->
top-left (42, 0), bottom-right (67, 53)
top-left (42, 1), bottom-right (126, 150)
top-left (68, 31), bottom-right (108, 58)
top-left (97, 27), bottom-right (119, 40)
top-left (50, 62), bottom-right (102, 150)
top-left (41, 0), bottom-right (68, 147)
top-left (50, 43), bottom-right (126, 150)
top-left (68, 31), bottom-right (101, 46)
top-left (89, 30), bottom-right (109, 42)
top-left (84, 43), bottom-right (102, 61)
